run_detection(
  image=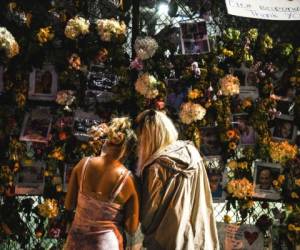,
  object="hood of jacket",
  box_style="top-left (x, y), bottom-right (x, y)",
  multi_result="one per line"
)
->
top-left (142, 140), bottom-right (201, 177)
